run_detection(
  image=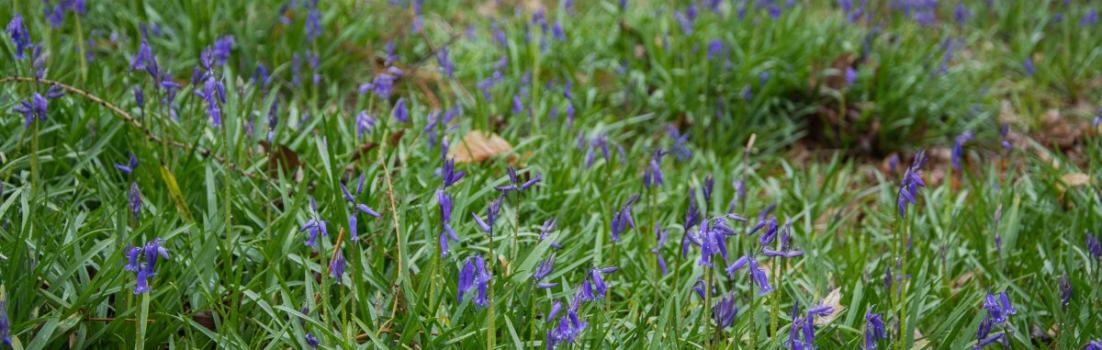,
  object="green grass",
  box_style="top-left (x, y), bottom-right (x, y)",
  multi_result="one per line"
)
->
top-left (1, 0), bottom-right (1101, 349)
